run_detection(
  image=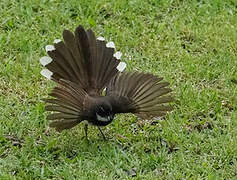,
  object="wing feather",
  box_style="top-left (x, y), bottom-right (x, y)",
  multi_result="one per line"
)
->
top-left (45, 79), bottom-right (87, 131)
top-left (107, 72), bottom-right (174, 119)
